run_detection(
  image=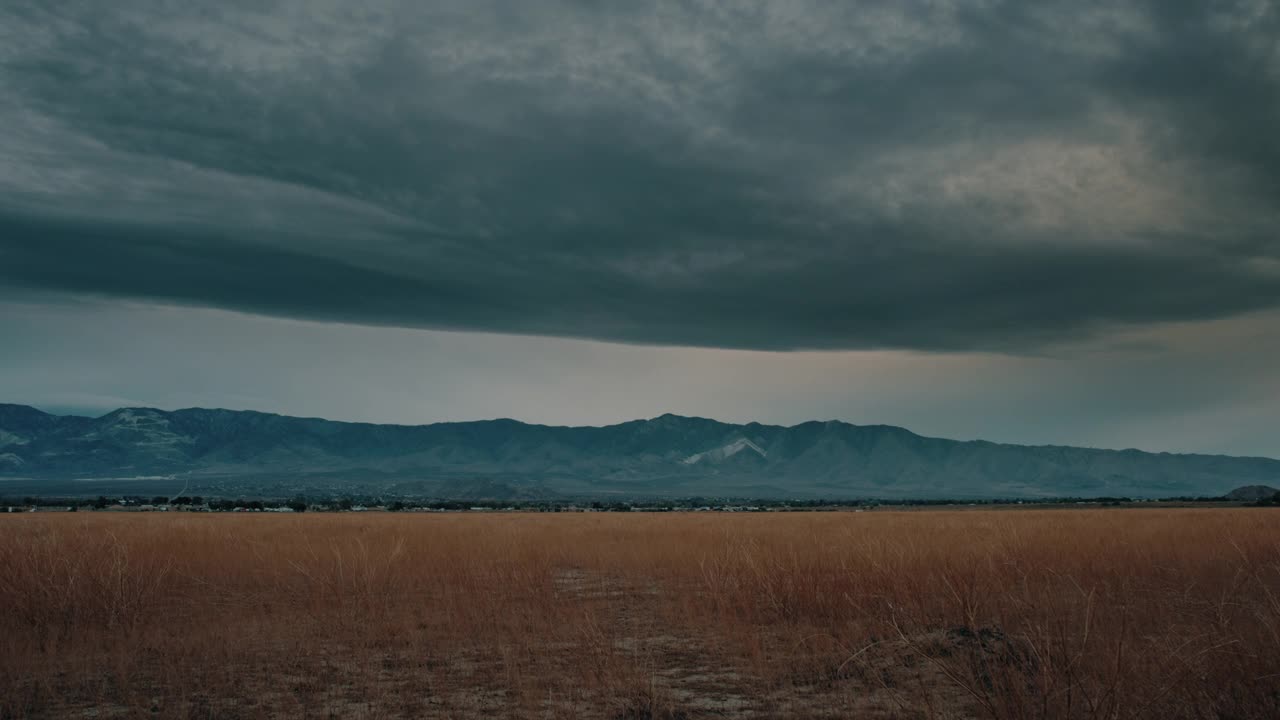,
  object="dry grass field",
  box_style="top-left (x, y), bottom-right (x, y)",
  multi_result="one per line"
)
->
top-left (1, 509), bottom-right (1278, 719)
